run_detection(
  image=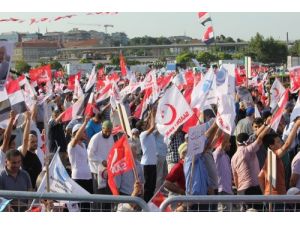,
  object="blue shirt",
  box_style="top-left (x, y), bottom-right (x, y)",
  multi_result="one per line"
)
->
top-left (85, 119), bottom-right (102, 139)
